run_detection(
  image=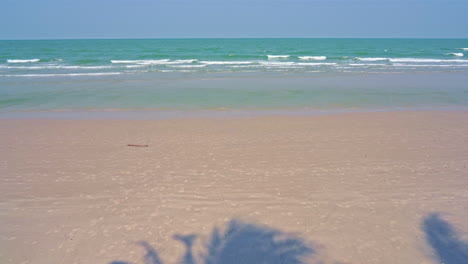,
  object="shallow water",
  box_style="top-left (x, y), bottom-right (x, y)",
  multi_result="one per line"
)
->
top-left (1, 39), bottom-right (468, 114)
